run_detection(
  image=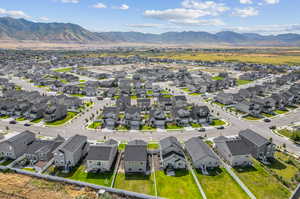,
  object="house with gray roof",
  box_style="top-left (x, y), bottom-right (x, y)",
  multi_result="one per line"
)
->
top-left (43, 104), bottom-right (67, 122)
top-left (239, 129), bottom-right (275, 162)
top-left (185, 137), bottom-right (220, 173)
top-left (214, 136), bottom-right (252, 167)
top-left (0, 131), bottom-right (35, 159)
top-left (86, 143), bottom-right (118, 173)
top-left (124, 140), bottom-right (148, 174)
top-left (190, 106), bottom-right (210, 124)
top-left (53, 134), bottom-right (89, 170)
top-left (160, 136), bottom-right (186, 174)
